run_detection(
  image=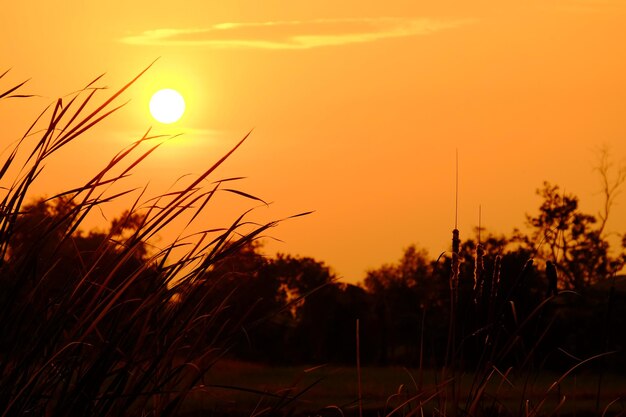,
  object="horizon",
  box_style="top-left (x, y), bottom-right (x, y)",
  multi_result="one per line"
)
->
top-left (2, 1), bottom-right (626, 283)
